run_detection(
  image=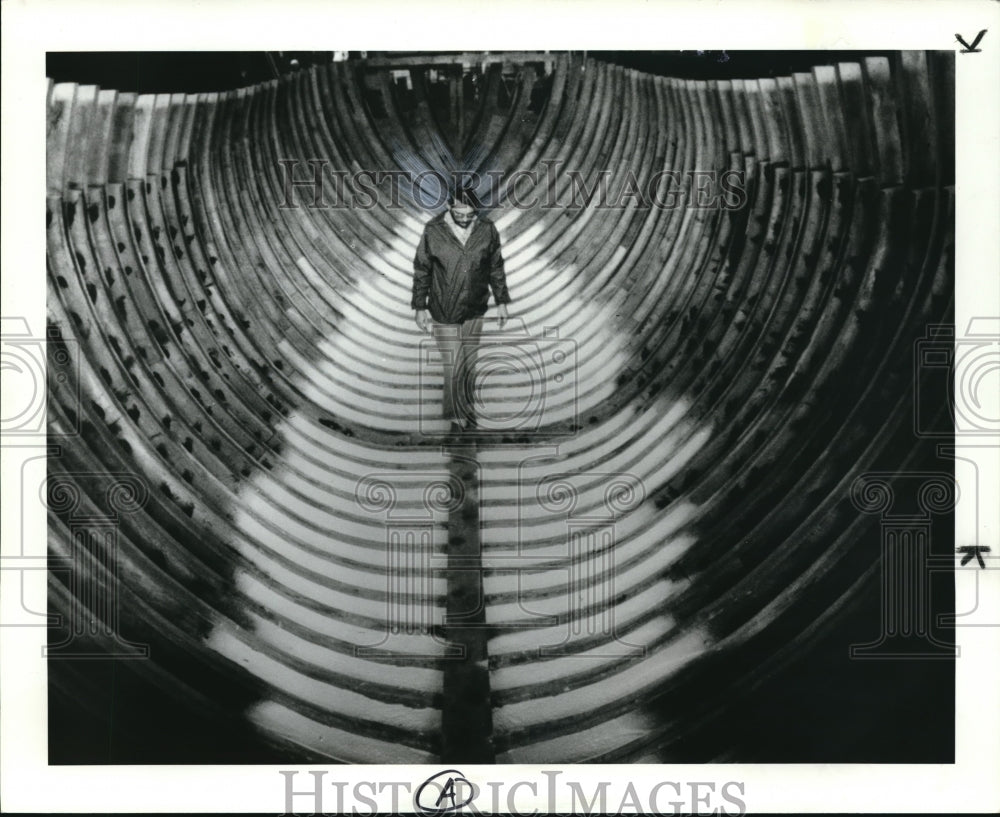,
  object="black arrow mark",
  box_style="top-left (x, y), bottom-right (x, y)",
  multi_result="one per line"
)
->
top-left (956, 29), bottom-right (987, 52)
top-left (957, 545), bottom-right (991, 568)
